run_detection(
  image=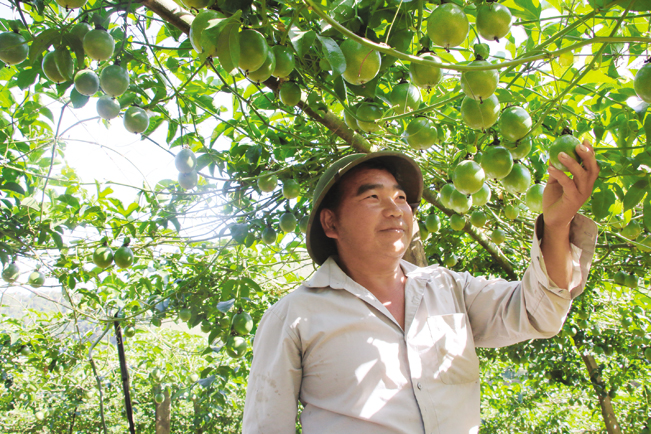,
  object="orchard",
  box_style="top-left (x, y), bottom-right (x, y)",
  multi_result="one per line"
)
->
top-left (0, 0), bottom-right (651, 431)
